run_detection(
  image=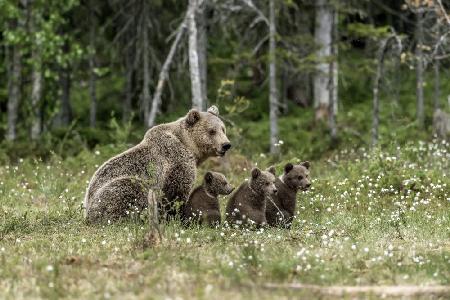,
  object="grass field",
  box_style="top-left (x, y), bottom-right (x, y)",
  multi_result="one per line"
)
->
top-left (1, 139), bottom-right (449, 299)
